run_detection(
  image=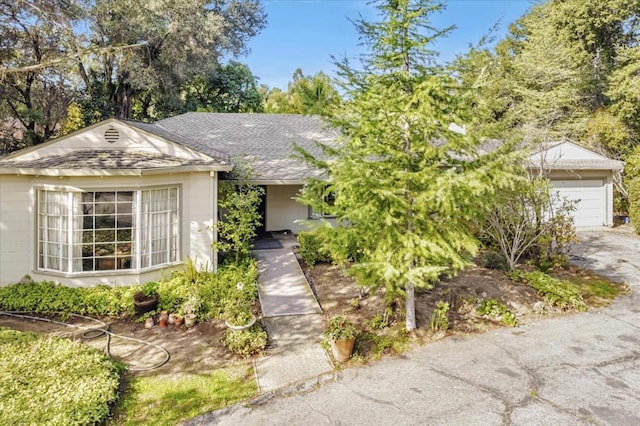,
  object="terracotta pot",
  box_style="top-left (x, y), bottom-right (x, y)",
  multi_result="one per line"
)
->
top-left (168, 313), bottom-right (177, 324)
top-left (330, 338), bottom-right (355, 363)
top-left (158, 311), bottom-right (168, 328)
top-left (174, 316), bottom-right (184, 327)
top-left (144, 317), bottom-right (154, 329)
